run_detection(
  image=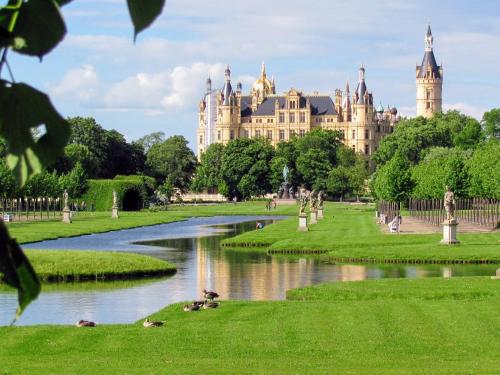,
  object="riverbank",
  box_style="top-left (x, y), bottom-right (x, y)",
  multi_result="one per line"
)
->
top-left (1, 277), bottom-right (498, 374)
top-left (23, 250), bottom-right (176, 282)
top-left (222, 204), bottom-right (500, 263)
top-left (8, 202), bottom-right (296, 244)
